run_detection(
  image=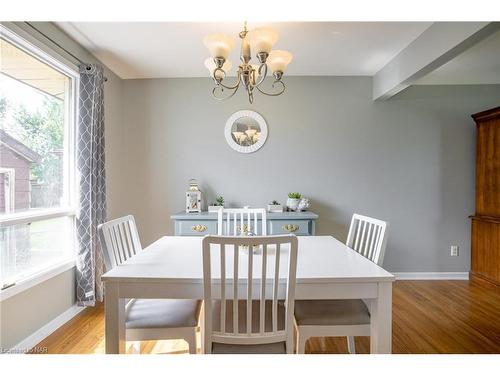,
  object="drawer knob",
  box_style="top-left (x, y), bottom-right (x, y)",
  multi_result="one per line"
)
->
top-left (236, 224), bottom-right (252, 234)
top-left (282, 224), bottom-right (299, 232)
top-left (191, 224), bottom-right (207, 232)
